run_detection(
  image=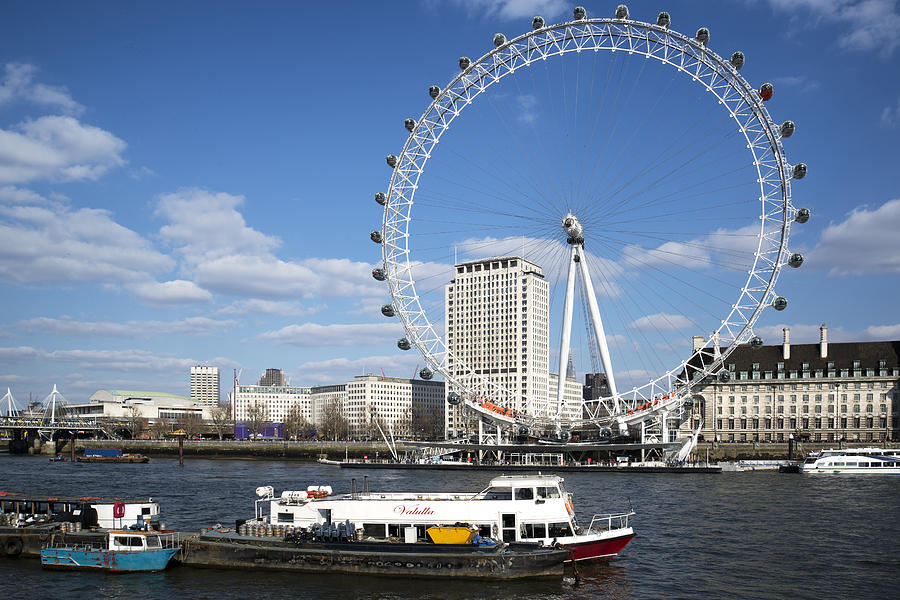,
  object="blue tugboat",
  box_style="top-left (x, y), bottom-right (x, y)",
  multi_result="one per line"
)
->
top-left (41, 530), bottom-right (180, 572)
